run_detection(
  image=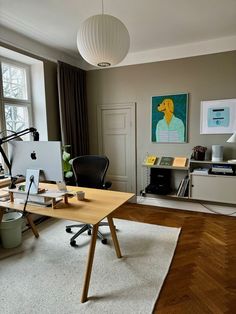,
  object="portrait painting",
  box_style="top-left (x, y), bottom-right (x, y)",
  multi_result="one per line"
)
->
top-left (151, 93), bottom-right (188, 143)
